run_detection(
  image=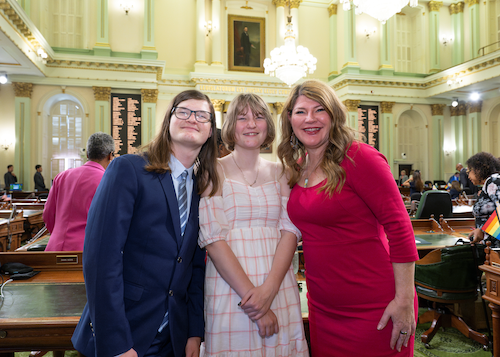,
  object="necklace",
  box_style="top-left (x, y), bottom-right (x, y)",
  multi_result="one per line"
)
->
top-left (303, 159), bottom-right (321, 188)
top-left (232, 153), bottom-right (260, 186)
